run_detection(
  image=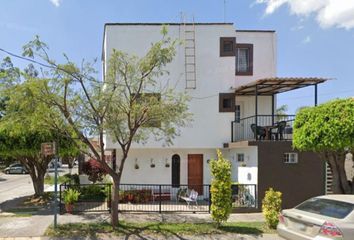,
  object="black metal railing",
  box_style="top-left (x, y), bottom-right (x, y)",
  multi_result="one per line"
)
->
top-left (59, 183), bottom-right (111, 214)
top-left (231, 115), bottom-right (295, 142)
top-left (59, 183), bottom-right (257, 214)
